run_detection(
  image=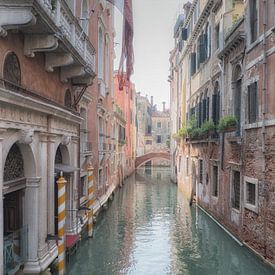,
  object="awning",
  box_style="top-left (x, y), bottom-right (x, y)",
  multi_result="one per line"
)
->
top-left (55, 164), bottom-right (79, 173)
